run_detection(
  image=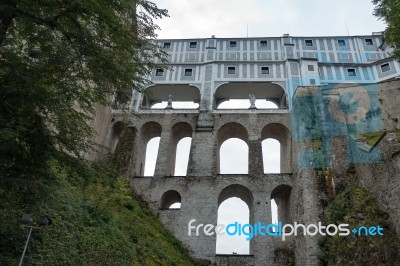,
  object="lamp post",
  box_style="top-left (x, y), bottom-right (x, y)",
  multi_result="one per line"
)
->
top-left (18, 214), bottom-right (52, 266)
